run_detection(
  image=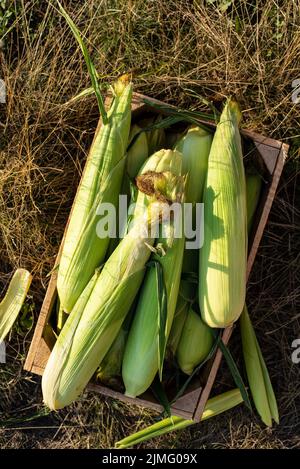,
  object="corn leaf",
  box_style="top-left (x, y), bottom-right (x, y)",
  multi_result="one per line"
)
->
top-left (142, 98), bottom-right (215, 130)
top-left (211, 329), bottom-right (252, 411)
top-left (240, 305), bottom-right (278, 426)
top-left (56, 1), bottom-right (107, 122)
top-left (115, 388), bottom-right (243, 448)
top-left (150, 377), bottom-right (171, 418)
top-left (146, 259), bottom-right (168, 380)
